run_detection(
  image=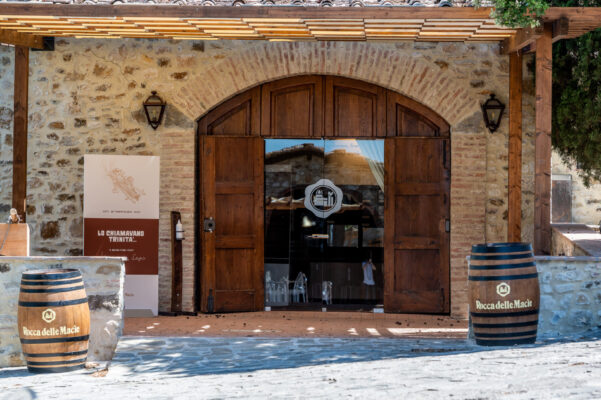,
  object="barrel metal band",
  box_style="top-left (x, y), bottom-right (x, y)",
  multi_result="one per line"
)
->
top-left (27, 365), bottom-right (84, 373)
top-left (470, 310), bottom-right (539, 318)
top-left (472, 321), bottom-right (538, 329)
top-left (20, 278), bottom-right (83, 286)
top-left (468, 273), bottom-right (538, 281)
top-left (20, 285), bottom-right (85, 294)
top-left (469, 261), bottom-right (536, 271)
top-left (18, 298), bottom-right (88, 307)
top-left (26, 357), bottom-right (87, 366)
top-left (470, 254), bottom-right (533, 261)
top-left (475, 330), bottom-right (538, 338)
top-left (471, 243), bottom-right (532, 253)
top-left (475, 337), bottom-right (536, 346)
top-left (20, 335), bottom-right (89, 344)
top-left (21, 271), bottom-right (81, 280)
top-left (23, 349), bottom-right (88, 358)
